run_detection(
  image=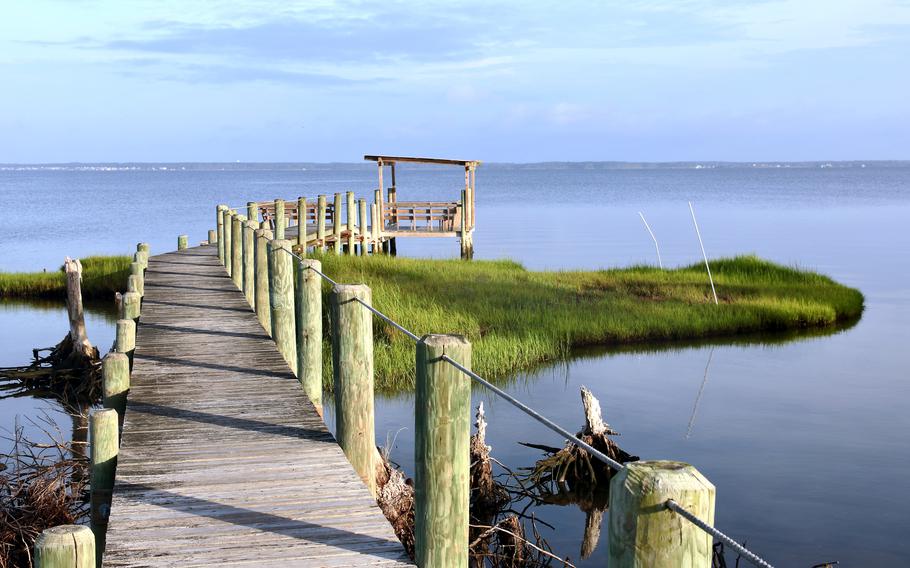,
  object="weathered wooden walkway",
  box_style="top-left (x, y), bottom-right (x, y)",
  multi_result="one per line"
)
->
top-left (104, 245), bottom-right (412, 567)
